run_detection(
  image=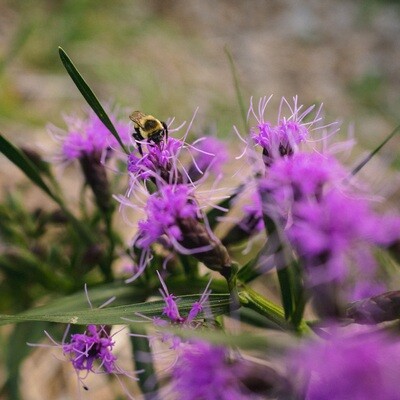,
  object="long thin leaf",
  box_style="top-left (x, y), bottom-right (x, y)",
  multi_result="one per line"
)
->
top-left (58, 47), bottom-right (128, 153)
top-left (0, 134), bottom-right (57, 201)
top-left (351, 123), bottom-right (400, 176)
top-left (0, 294), bottom-right (231, 326)
top-left (224, 46), bottom-right (248, 134)
top-left (130, 327), bottom-right (159, 399)
top-left (0, 134), bottom-right (93, 243)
